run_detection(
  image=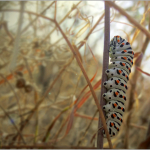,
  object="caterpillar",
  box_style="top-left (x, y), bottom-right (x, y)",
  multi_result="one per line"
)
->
top-left (103, 35), bottom-right (134, 137)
